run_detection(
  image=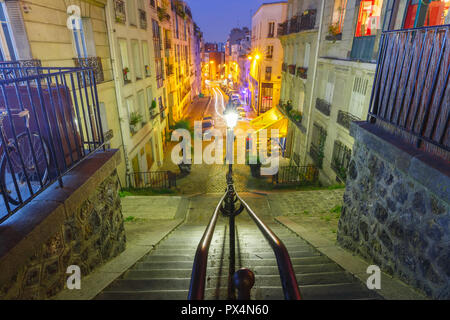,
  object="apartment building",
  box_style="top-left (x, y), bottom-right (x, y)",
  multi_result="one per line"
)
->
top-left (278, 0), bottom-right (322, 170)
top-left (280, 0), bottom-right (449, 185)
top-left (169, 0), bottom-right (196, 123)
top-left (106, 0), bottom-right (169, 183)
top-left (251, 1), bottom-right (287, 115)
